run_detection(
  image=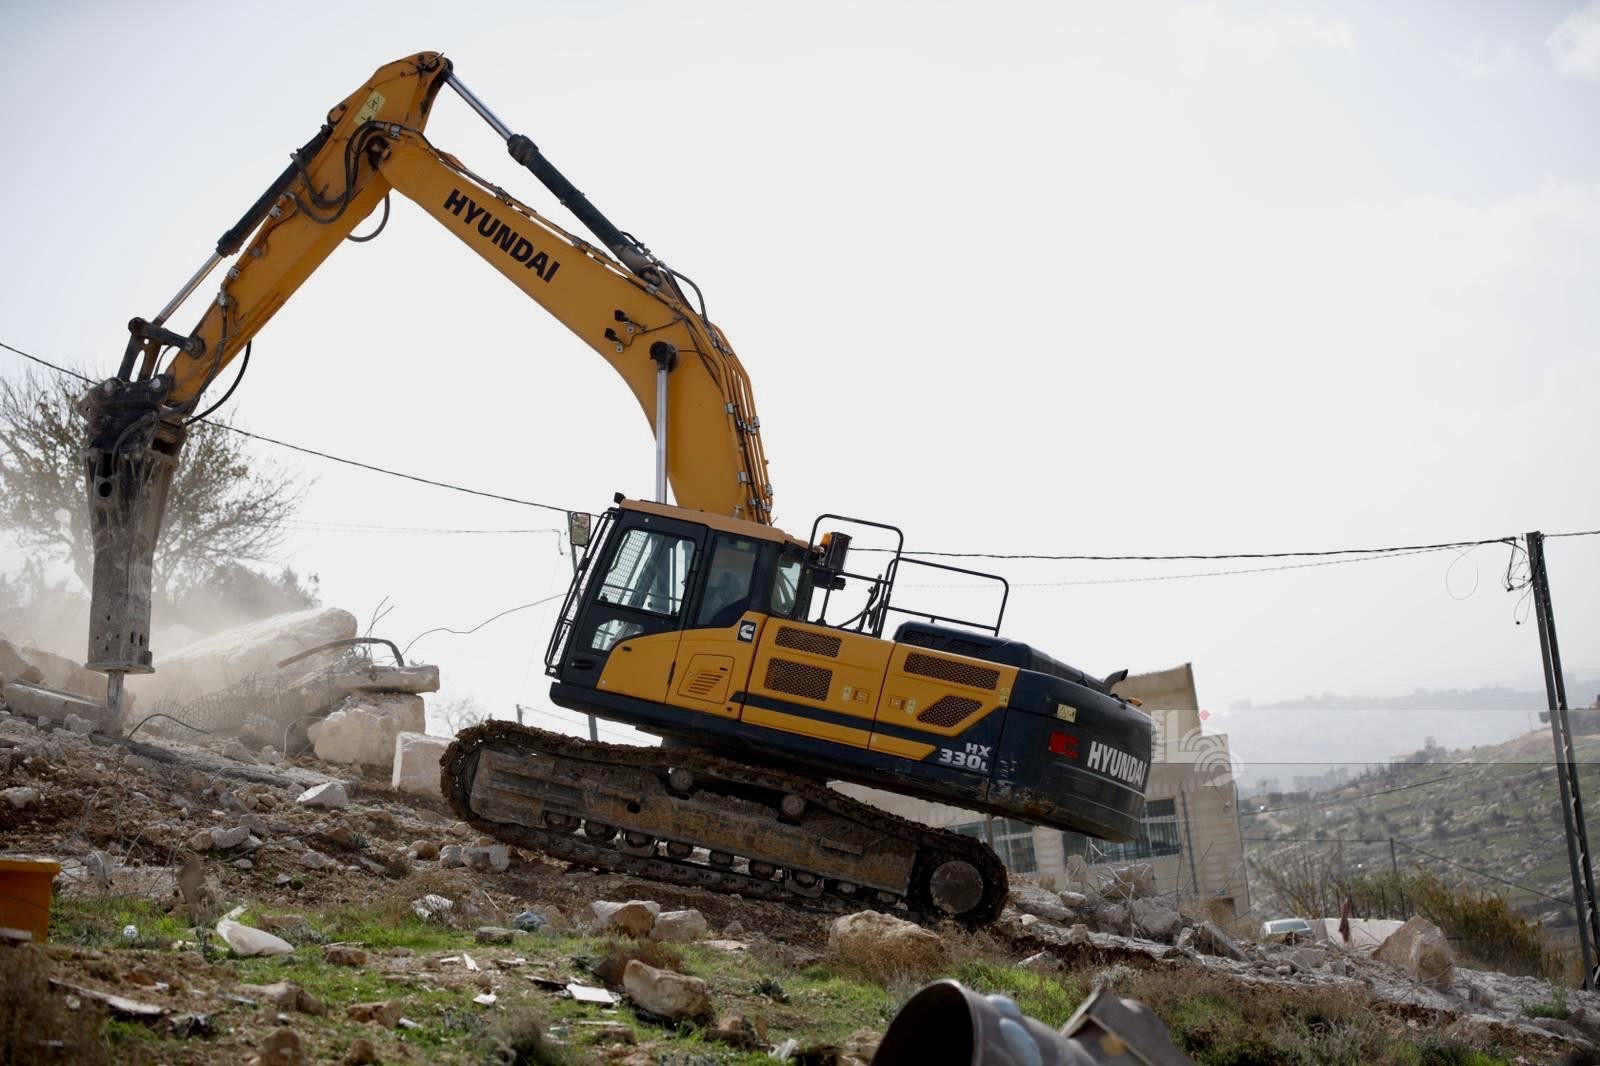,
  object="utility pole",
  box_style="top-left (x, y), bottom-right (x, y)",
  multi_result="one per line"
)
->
top-left (1389, 837), bottom-right (1407, 917)
top-left (1527, 530), bottom-right (1600, 989)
